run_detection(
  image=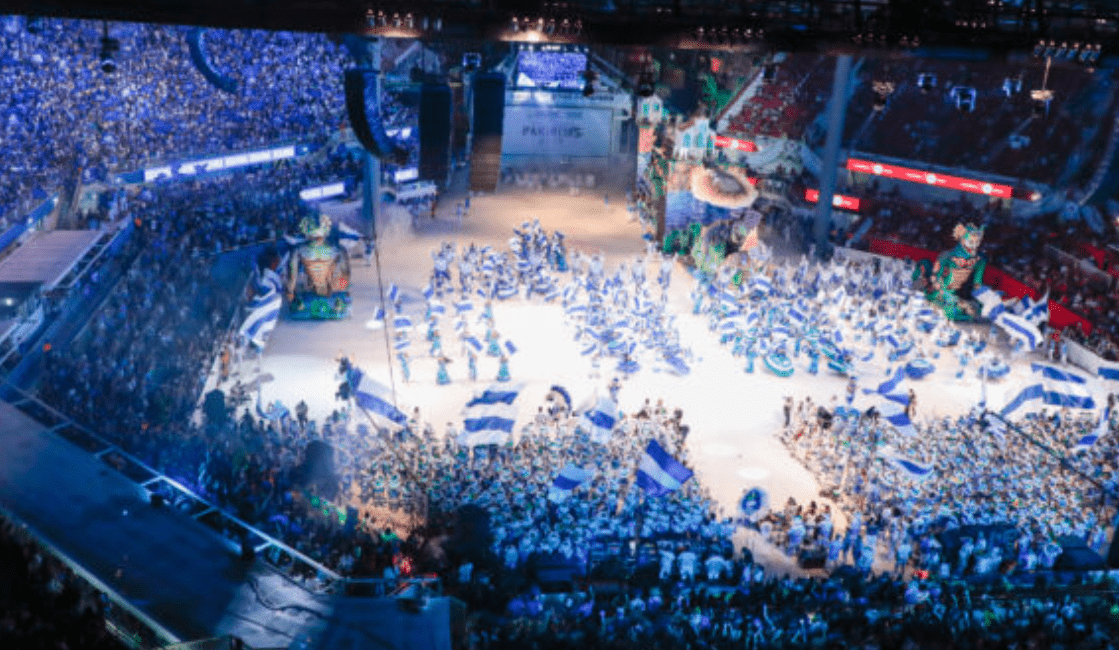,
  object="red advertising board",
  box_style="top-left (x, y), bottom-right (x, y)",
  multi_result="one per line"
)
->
top-left (714, 135), bottom-right (758, 153)
top-left (805, 189), bottom-right (861, 211)
top-left (846, 157), bottom-right (1013, 199)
